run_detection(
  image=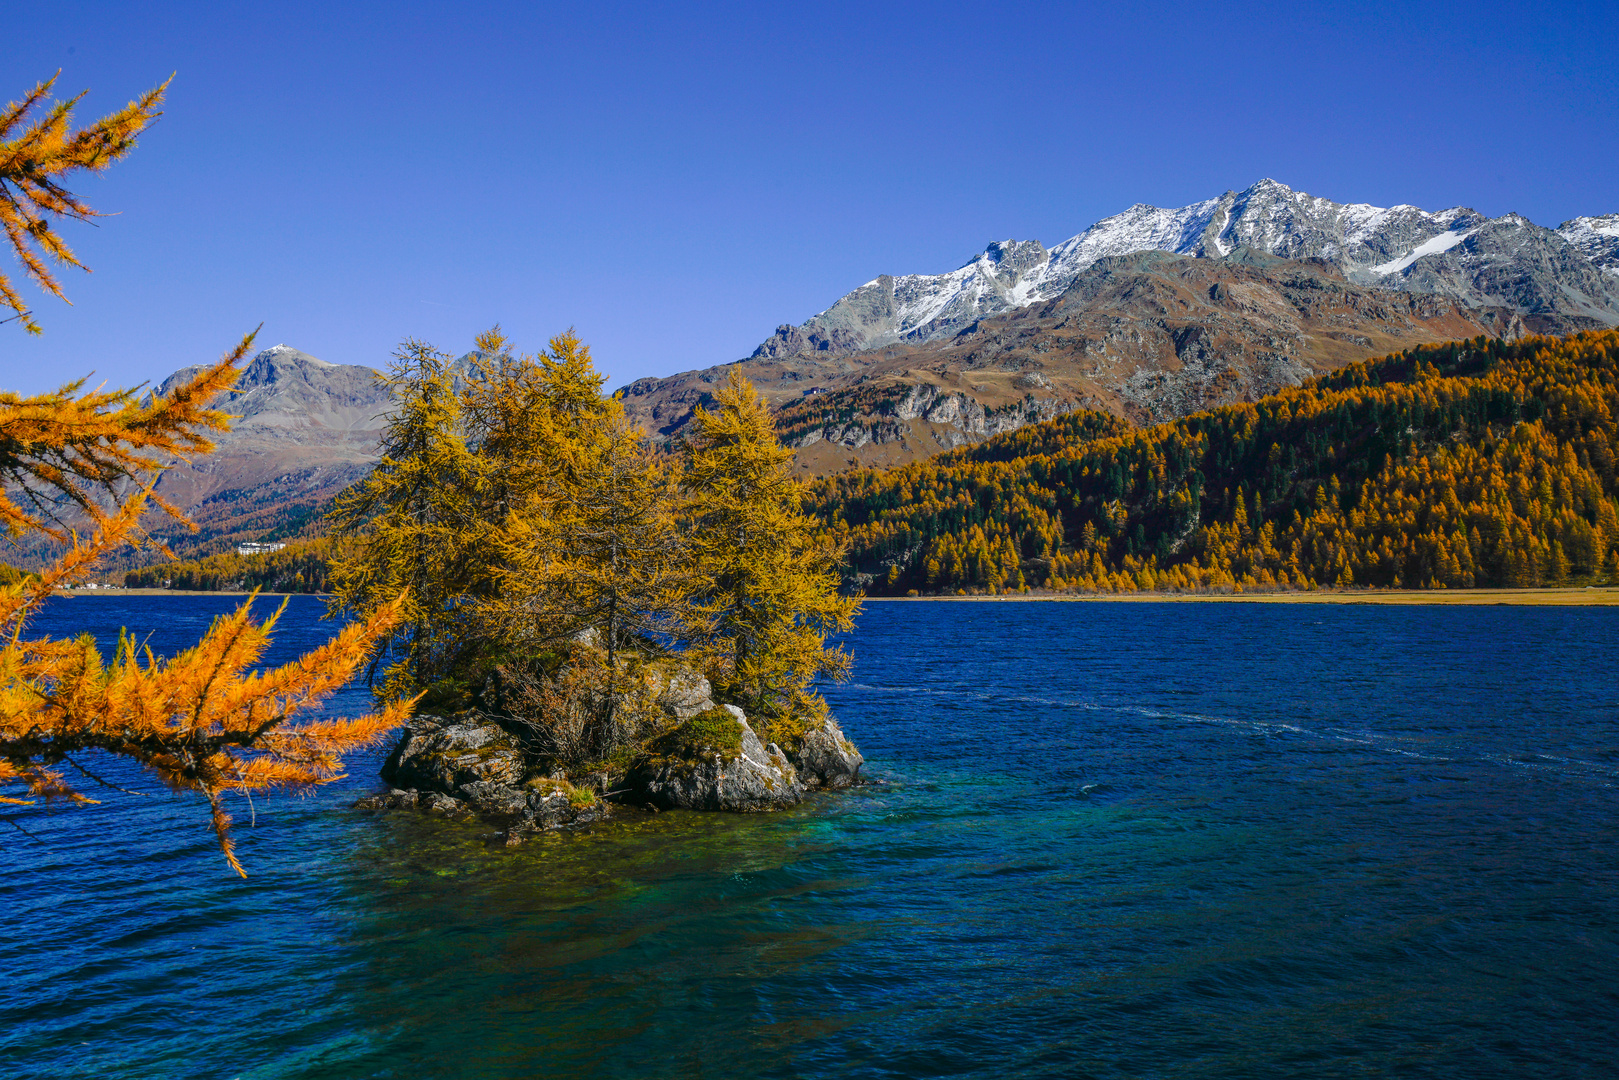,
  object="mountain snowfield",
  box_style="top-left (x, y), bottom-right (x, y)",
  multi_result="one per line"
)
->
top-left (1558, 214), bottom-right (1619, 277)
top-left (751, 179), bottom-right (1619, 360)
